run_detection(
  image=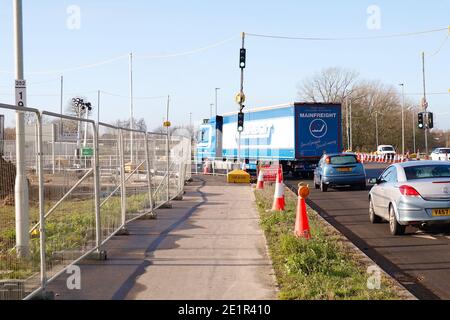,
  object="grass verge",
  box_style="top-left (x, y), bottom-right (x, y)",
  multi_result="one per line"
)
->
top-left (255, 186), bottom-right (403, 300)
